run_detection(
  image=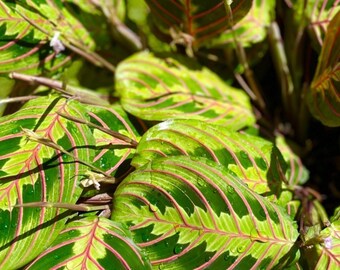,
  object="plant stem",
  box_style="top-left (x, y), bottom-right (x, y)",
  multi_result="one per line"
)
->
top-left (9, 73), bottom-right (109, 106)
top-left (267, 22), bottom-right (294, 121)
top-left (57, 112), bottom-right (138, 148)
top-left (0, 96), bottom-right (39, 105)
top-left (13, 202), bottom-right (110, 212)
top-left (223, 1), bottom-right (266, 111)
